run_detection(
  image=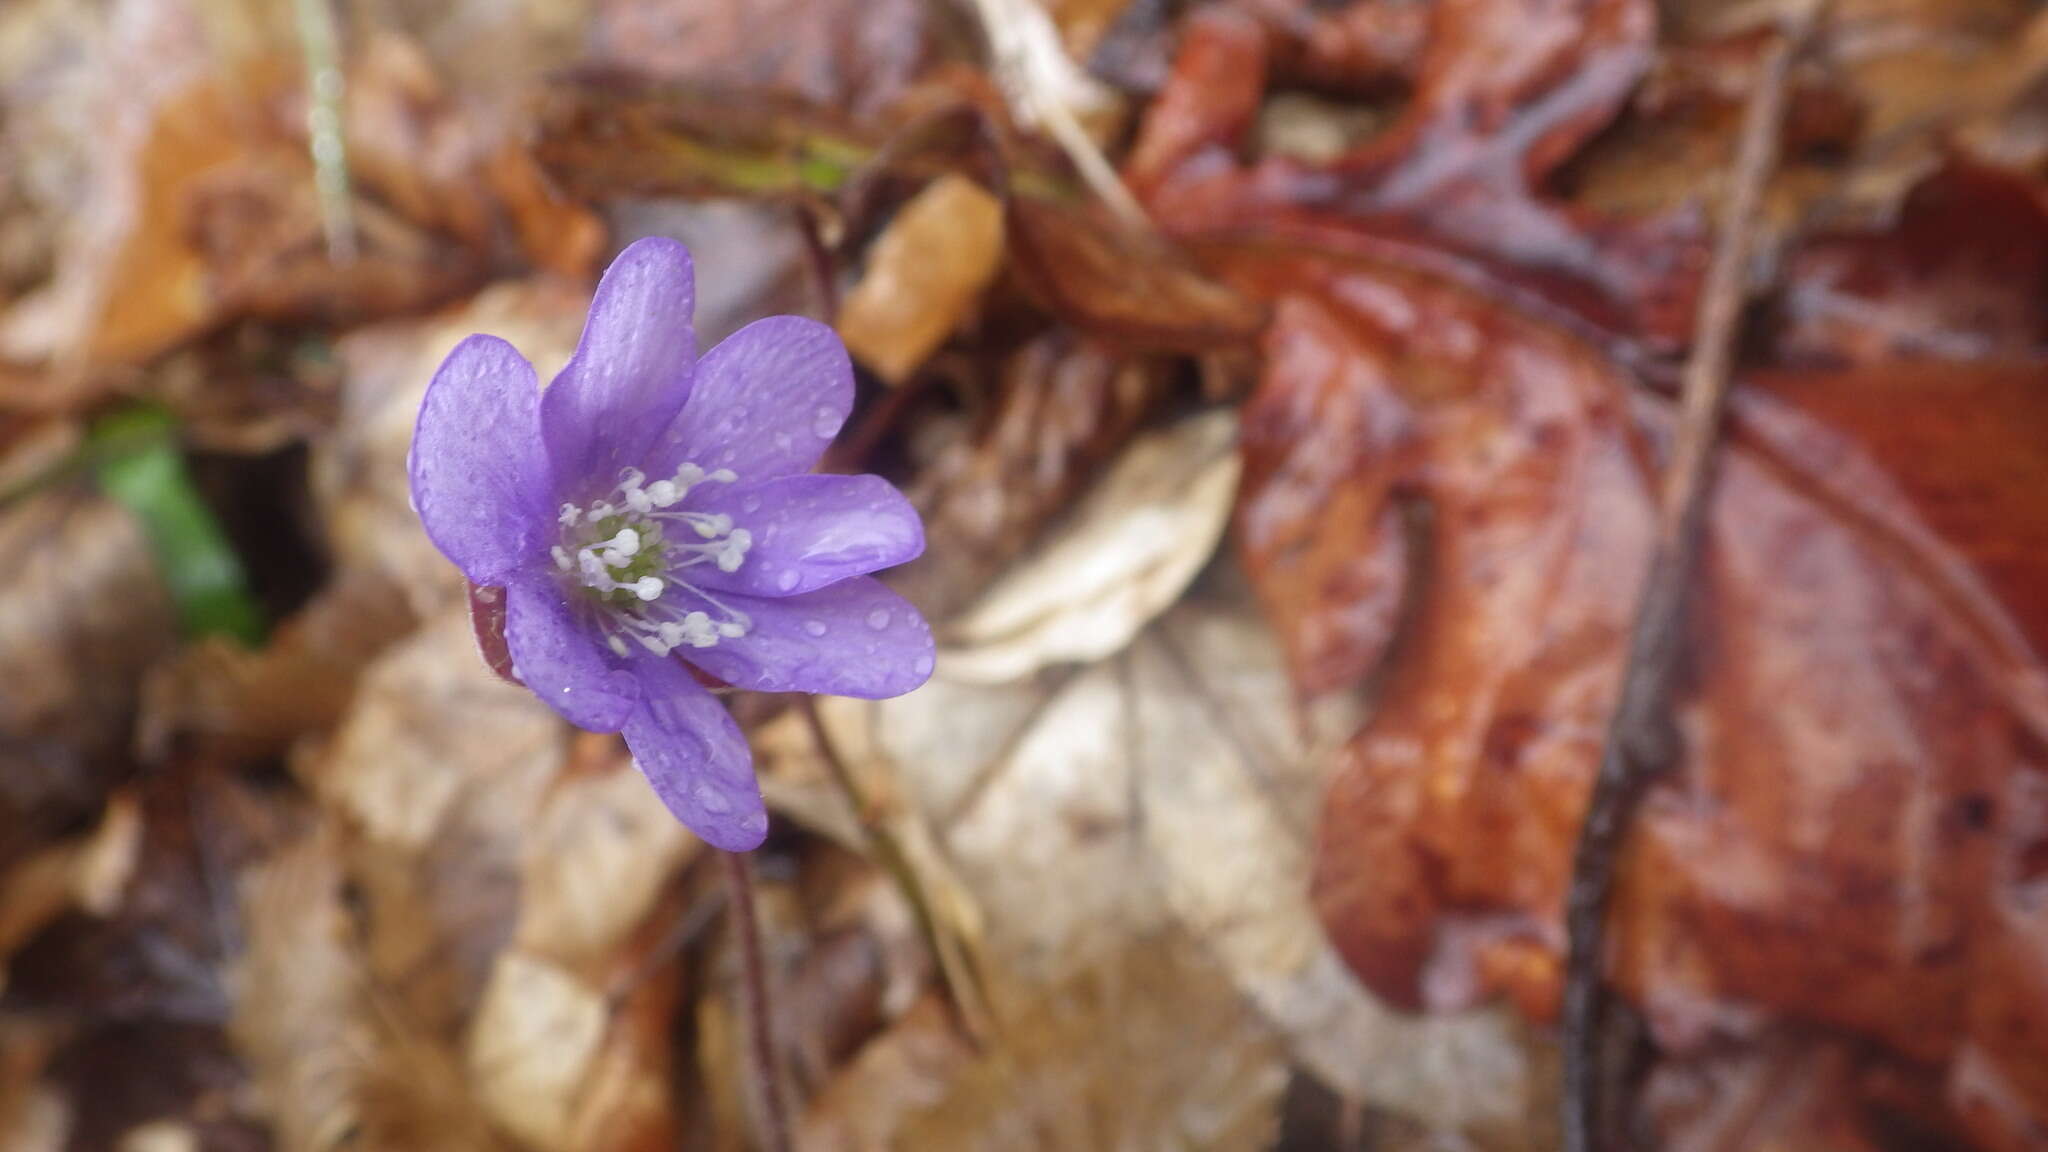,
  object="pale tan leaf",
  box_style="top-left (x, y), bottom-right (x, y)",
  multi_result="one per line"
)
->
top-left (514, 754), bottom-right (700, 978)
top-left (940, 409), bottom-right (1241, 683)
top-left (837, 176), bottom-right (1005, 385)
top-left (812, 562), bottom-right (1548, 1143)
top-left (467, 952), bottom-right (609, 1152)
